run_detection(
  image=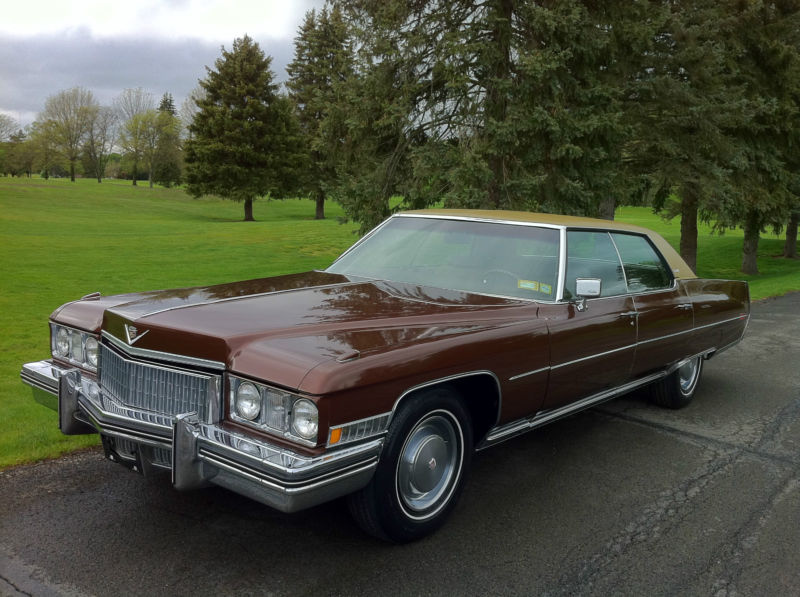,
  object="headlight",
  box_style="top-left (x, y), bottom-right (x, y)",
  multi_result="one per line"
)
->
top-left (55, 327), bottom-right (70, 356)
top-left (85, 337), bottom-right (99, 368)
top-left (50, 324), bottom-right (99, 372)
top-left (291, 399), bottom-right (319, 440)
top-left (235, 382), bottom-right (261, 420)
top-left (228, 375), bottom-right (319, 445)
